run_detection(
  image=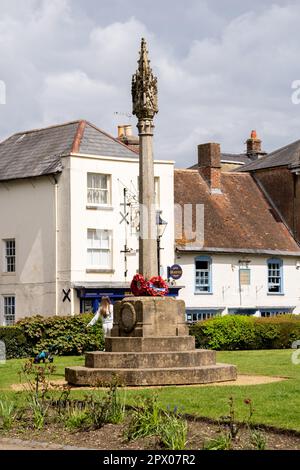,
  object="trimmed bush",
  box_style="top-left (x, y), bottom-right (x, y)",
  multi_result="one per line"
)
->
top-left (0, 314), bottom-right (104, 359)
top-left (189, 314), bottom-right (300, 350)
top-left (0, 326), bottom-right (30, 359)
